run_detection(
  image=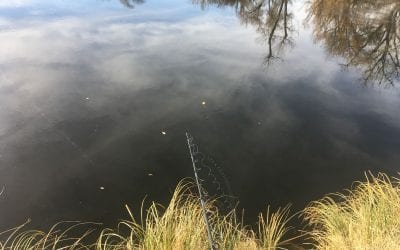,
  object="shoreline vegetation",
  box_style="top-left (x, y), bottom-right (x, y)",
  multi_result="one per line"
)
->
top-left (1, 173), bottom-right (400, 249)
